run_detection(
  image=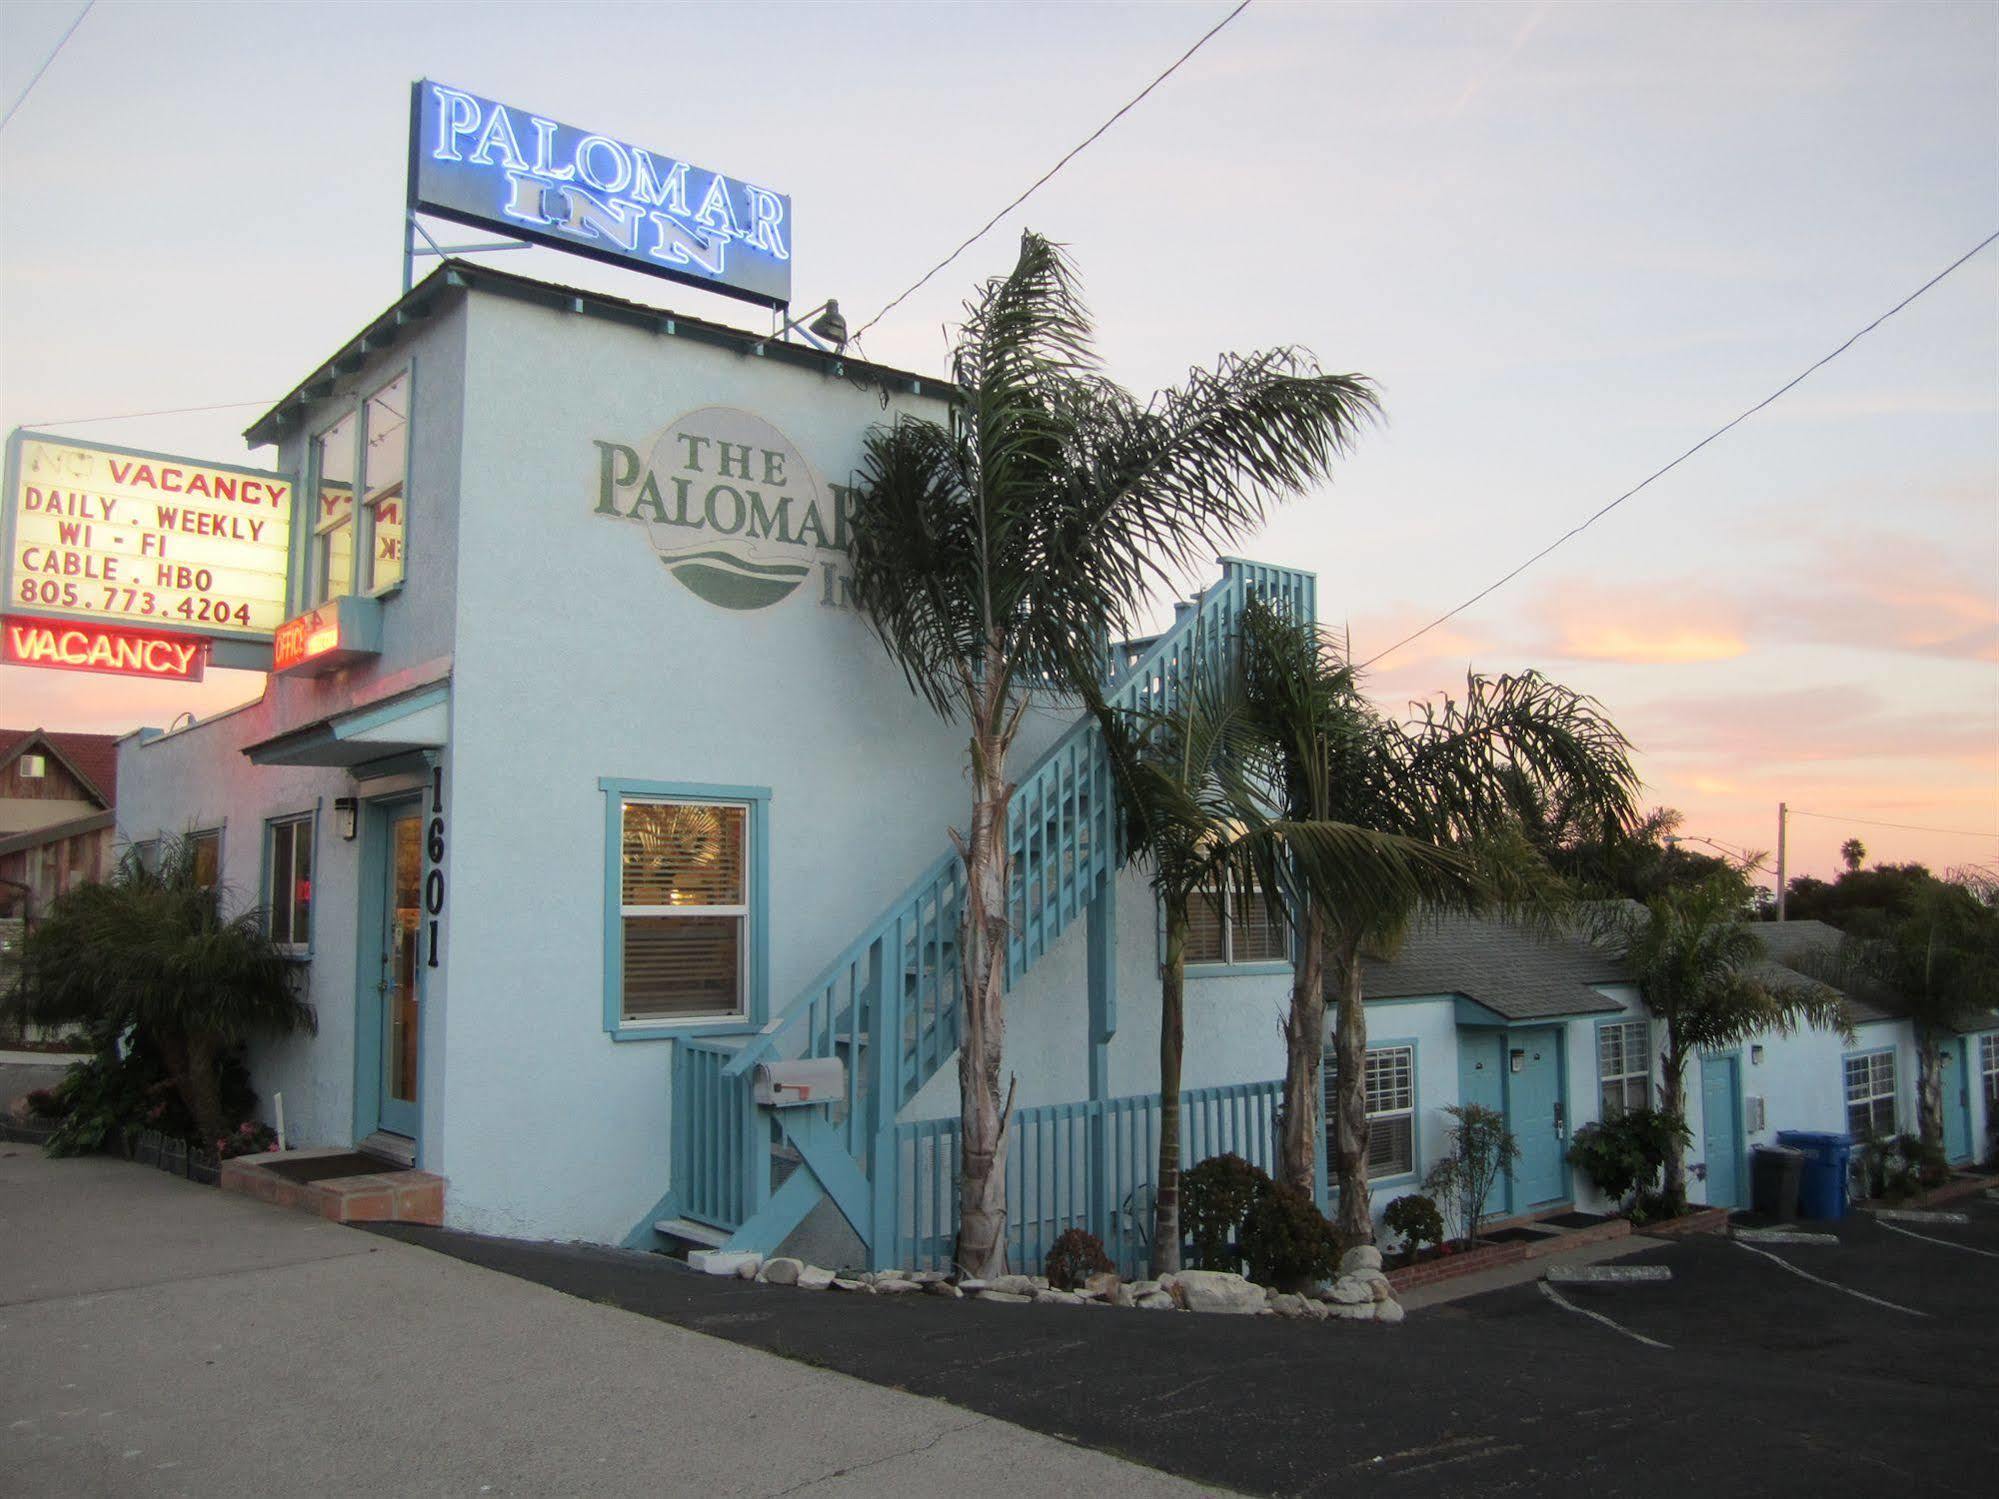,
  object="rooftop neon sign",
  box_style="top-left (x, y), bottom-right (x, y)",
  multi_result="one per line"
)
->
top-left (409, 80), bottom-right (793, 310)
